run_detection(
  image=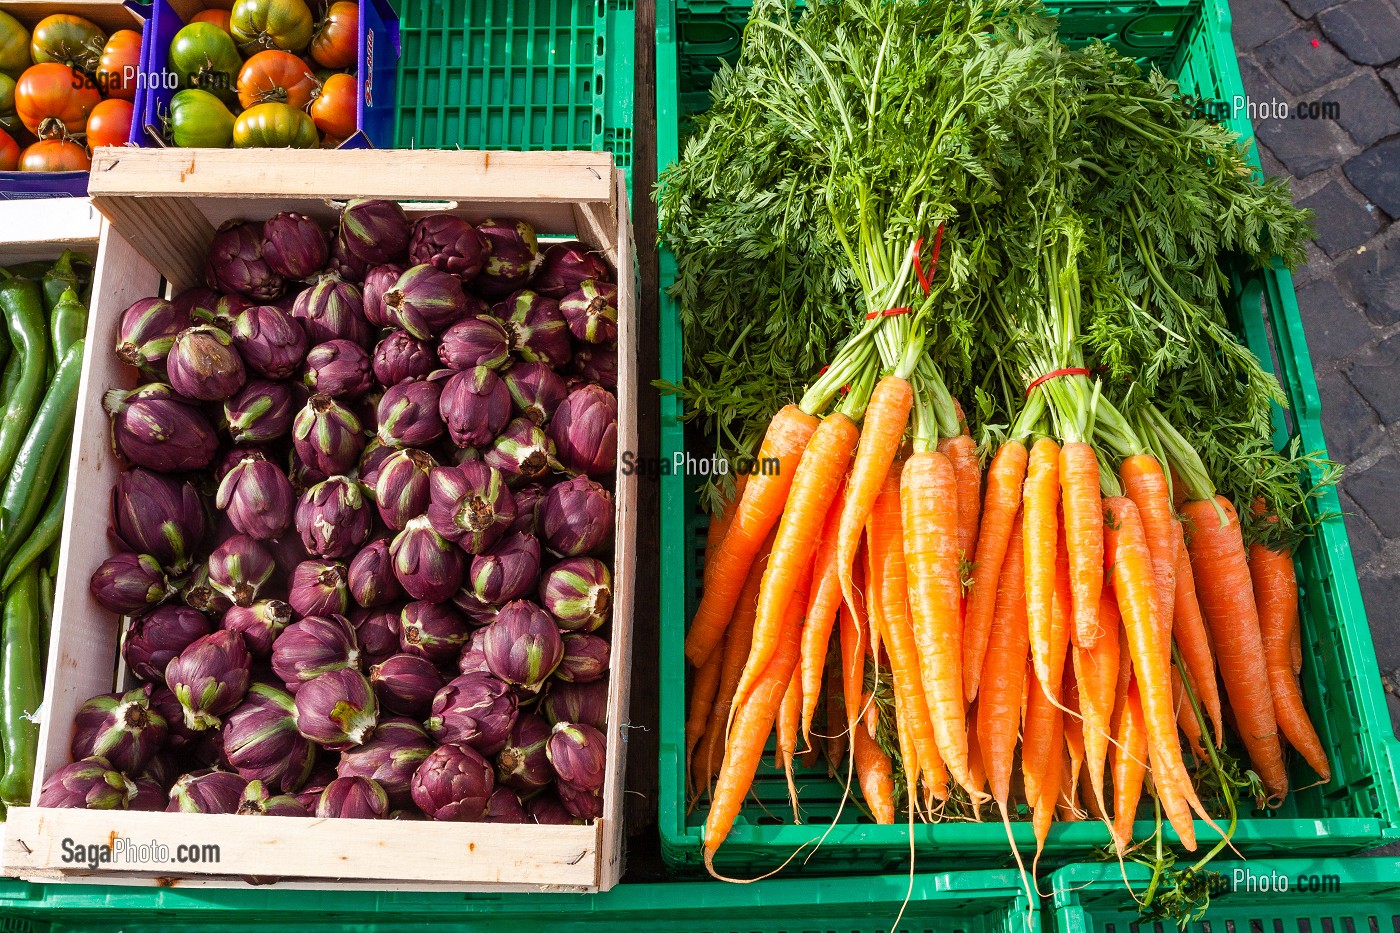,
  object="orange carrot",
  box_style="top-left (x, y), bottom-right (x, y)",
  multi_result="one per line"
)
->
top-left (977, 513), bottom-right (1029, 809)
top-left (1172, 667), bottom-right (1208, 763)
top-left (839, 602), bottom-right (865, 741)
top-left (1024, 438), bottom-right (1062, 695)
top-left (1060, 441), bottom-right (1104, 649)
top-left (835, 375), bottom-right (913, 621)
top-left (1071, 592), bottom-right (1120, 820)
top-left (686, 405), bottom-right (818, 667)
top-left (800, 478), bottom-right (849, 741)
top-left (1250, 537), bottom-right (1330, 782)
top-left (777, 669), bottom-right (802, 820)
top-left (684, 645), bottom-right (723, 780)
top-left (852, 719), bottom-right (897, 824)
top-left (825, 647), bottom-right (848, 776)
top-left (966, 713), bottom-right (988, 813)
top-left (937, 434), bottom-right (982, 562)
top-left (1291, 617), bottom-right (1303, 676)
top-left (1171, 519), bottom-right (1224, 746)
top-left (1049, 517), bottom-right (1073, 699)
top-left (1063, 667), bottom-right (1085, 805)
top-left (1111, 677), bottom-right (1148, 855)
top-left (704, 474), bottom-right (748, 578)
top-left (902, 450), bottom-right (977, 795)
top-left (1121, 455), bottom-right (1177, 662)
top-left (964, 440), bottom-right (1029, 702)
top-left (1182, 495), bottom-right (1288, 805)
top-left (1022, 670), bottom-right (1060, 807)
top-left (1031, 687), bottom-right (1065, 864)
top-left (1056, 748), bottom-right (1082, 823)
